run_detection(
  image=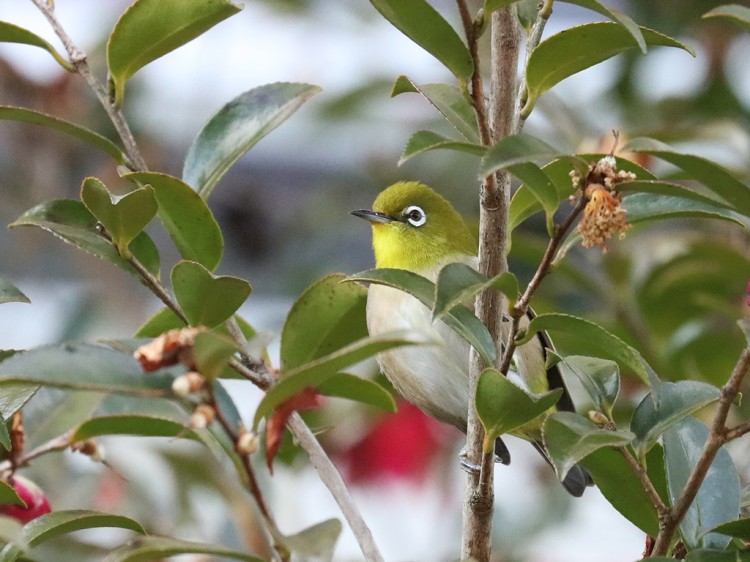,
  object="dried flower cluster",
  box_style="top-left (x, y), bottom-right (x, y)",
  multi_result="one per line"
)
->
top-left (571, 155), bottom-right (636, 252)
top-left (134, 327), bottom-right (204, 372)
